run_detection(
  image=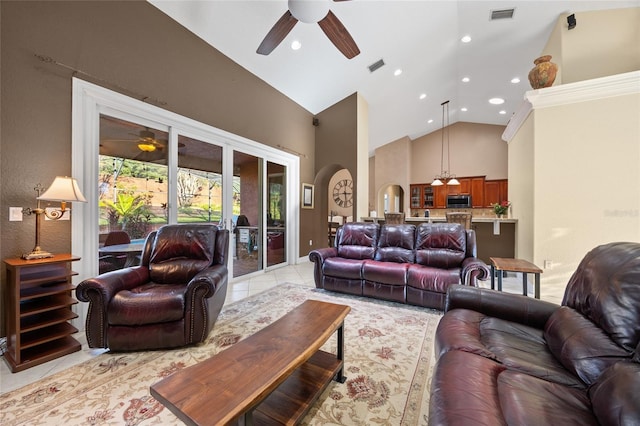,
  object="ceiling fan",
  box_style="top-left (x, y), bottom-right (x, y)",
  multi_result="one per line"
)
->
top-left (257, 0), bottom-right (360, 59)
